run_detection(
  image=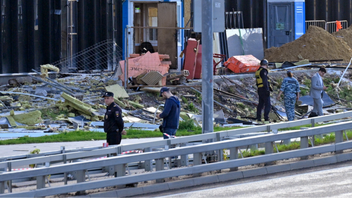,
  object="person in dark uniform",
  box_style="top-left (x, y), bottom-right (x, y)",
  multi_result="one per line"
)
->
top-left (103, 92), bottom-right (125, 145)
top-left (255, 59), bottom-right (272, 122)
